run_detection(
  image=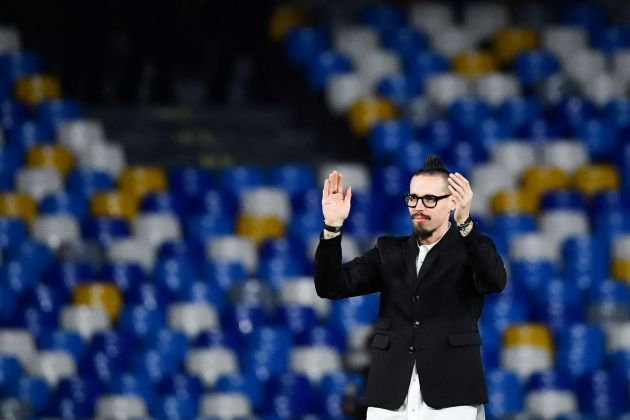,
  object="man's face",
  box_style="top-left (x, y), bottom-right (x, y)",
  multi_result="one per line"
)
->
top-left (408, 174), bottom-right (455, 239)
